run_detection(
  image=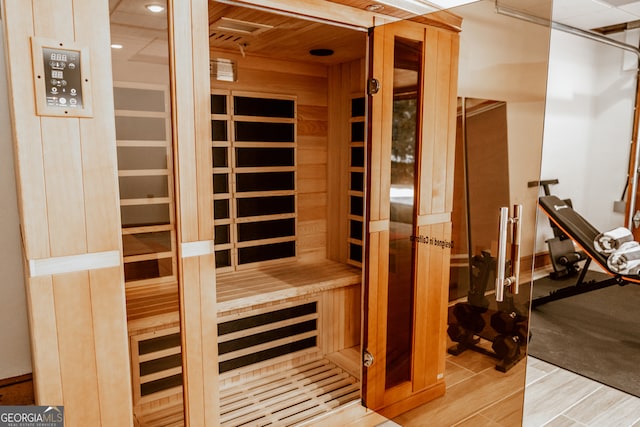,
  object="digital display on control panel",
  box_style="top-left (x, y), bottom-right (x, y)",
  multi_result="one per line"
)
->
top-left (42, 47), bottom-right (83, 109)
